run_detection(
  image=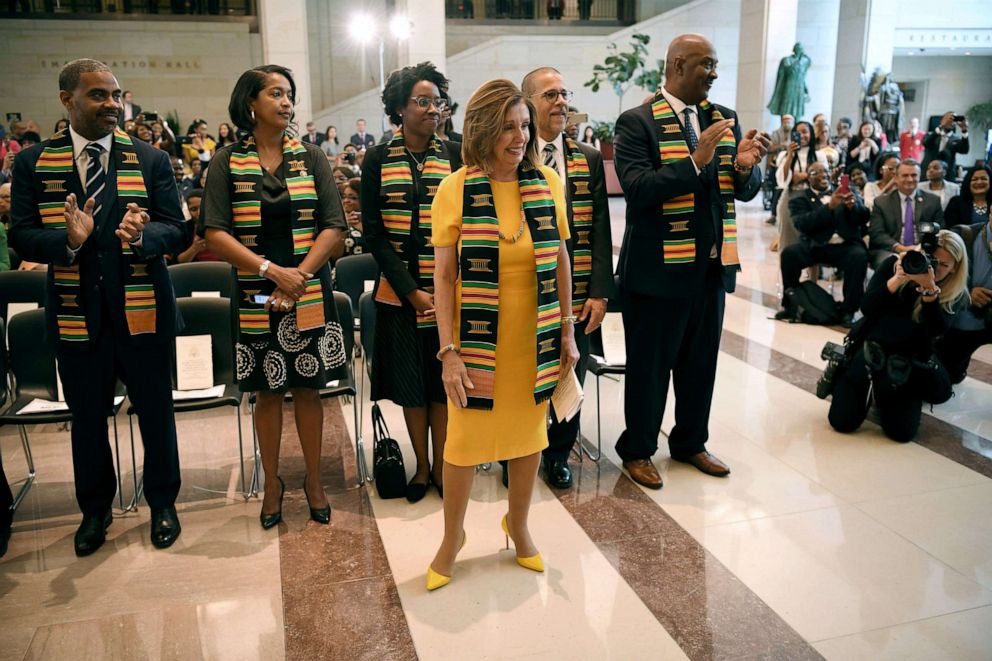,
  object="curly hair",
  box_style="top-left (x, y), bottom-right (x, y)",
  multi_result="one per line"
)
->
top-left (381, 61), bottom-right (449, 127)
